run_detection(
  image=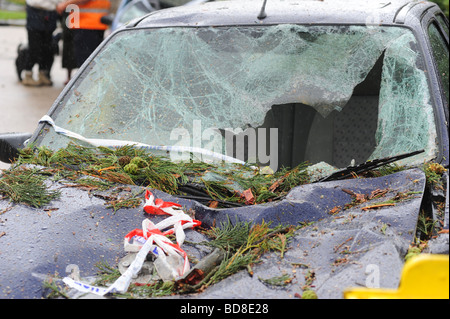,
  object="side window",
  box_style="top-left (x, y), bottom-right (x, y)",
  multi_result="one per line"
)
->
top-left (435, 14), bottom-right (449, 38)
top-left (428, 22), bottom-right (449, 107)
